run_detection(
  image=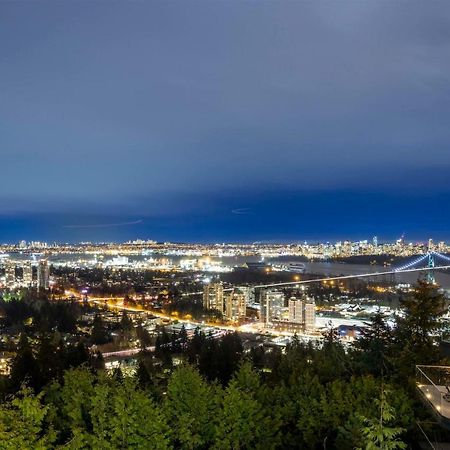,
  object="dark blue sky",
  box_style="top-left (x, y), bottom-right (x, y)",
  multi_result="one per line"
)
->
top-left (1, 1), bottom-right (450, 243)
